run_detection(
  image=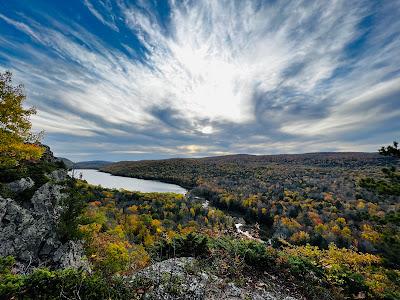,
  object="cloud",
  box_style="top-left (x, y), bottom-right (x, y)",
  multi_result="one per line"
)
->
top-left (83, 0), bottom-right (119, 31)
top-left (0, 0), bottom-right (399, 160)
top-left (0, 13), bottom-right (41, 42)
top-left (281, 78), bottom-right (400, 137)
